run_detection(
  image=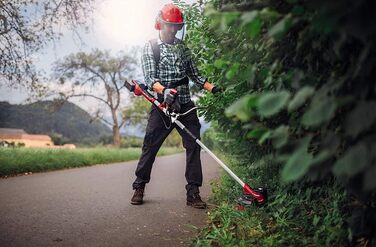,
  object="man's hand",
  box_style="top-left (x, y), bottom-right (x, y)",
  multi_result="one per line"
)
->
top-left (152, 81), bottom-right (165, 94)
top-left (203, 81), bottom-right (222, 94)
top-left (163, 88), bottom-right (177, 105)
top-left (211, 86), bottom-right (223, 94)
